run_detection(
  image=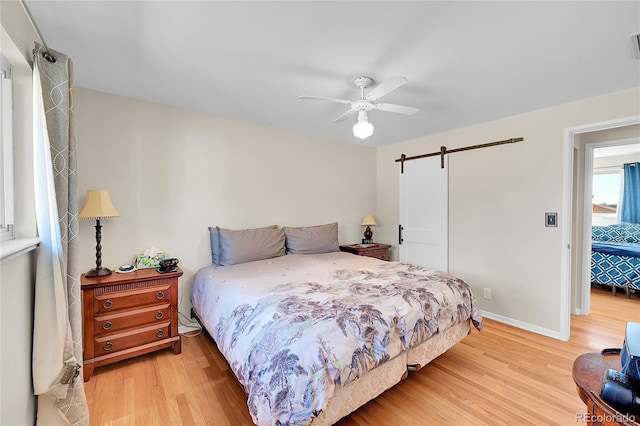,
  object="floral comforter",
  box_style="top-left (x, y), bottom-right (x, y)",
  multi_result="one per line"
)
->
top-left (191, 252), bottom-right (482, 425)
